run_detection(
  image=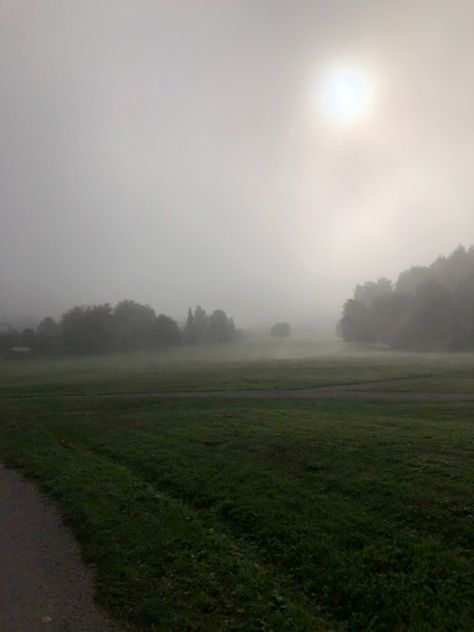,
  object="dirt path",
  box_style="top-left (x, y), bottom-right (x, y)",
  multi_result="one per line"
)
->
top-left (147, 387), bottom-right (474, 401)
top-left (6, 377), bottom-right (473, 402)
top-left (0, 465), bottom-right (117, 632)
top-left (86, 377), bottom-right (474, 402)
top-left (5, 377), bottom-right (474, 402)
